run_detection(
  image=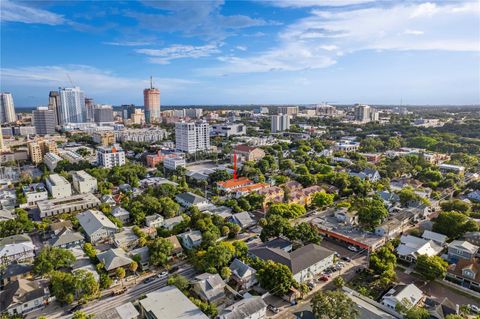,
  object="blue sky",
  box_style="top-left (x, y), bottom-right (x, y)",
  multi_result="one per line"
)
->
top-left (1, 0), bottom-right (479, 107)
